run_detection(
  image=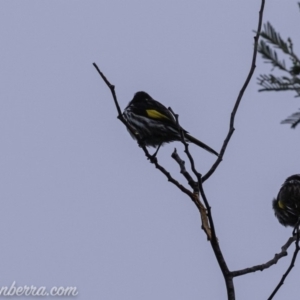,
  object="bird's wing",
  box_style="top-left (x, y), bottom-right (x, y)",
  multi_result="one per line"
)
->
top-left (145, 98), bottom-right (177, 123)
